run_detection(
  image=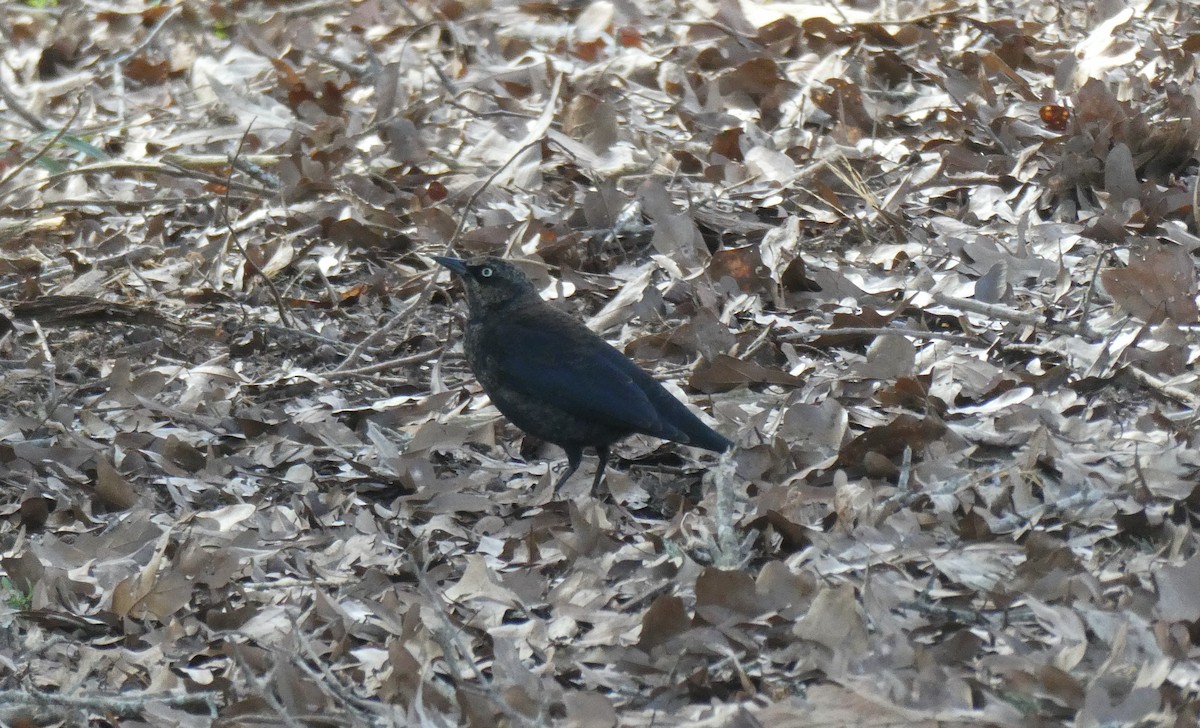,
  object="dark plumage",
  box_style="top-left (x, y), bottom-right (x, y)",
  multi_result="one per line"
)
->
top-left (435, 255), bottom-right (731, 490)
